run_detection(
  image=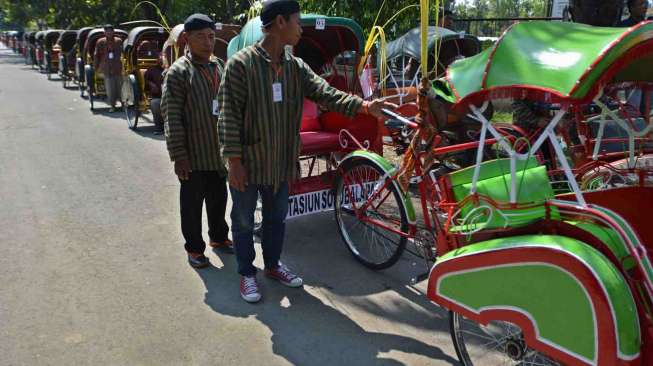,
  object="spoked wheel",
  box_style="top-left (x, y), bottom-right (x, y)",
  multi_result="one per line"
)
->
top-left (88, 88), bottom-right (94, 111)
top-left (334, 157), bottom-right (408, 269)
top-left (125, 105), bottom-right (140, 130)
top-left (450, 312), bottom-right (564, 366)
top-left (124, 74), bottom-right (140, 130)
top-left (253, 194), bottom-right (263, 237)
